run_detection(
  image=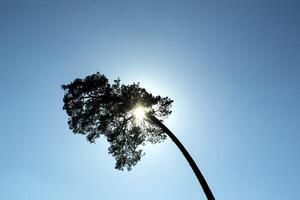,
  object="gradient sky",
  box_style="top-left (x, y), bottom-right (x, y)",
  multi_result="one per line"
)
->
top-left (0, 0), bottom-right (299, 199)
